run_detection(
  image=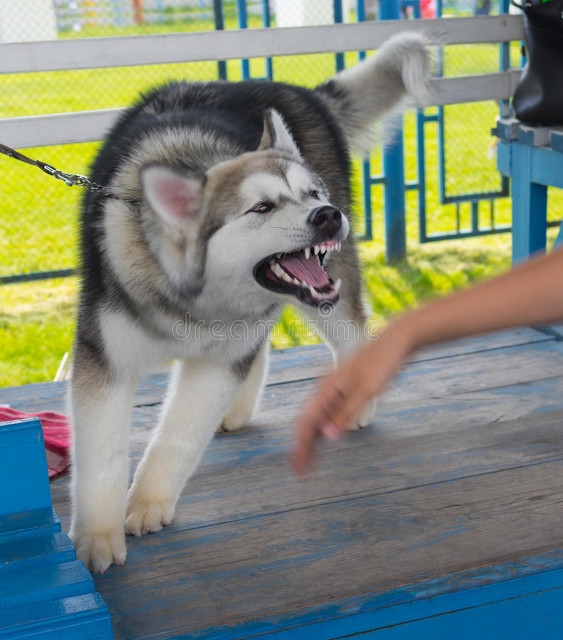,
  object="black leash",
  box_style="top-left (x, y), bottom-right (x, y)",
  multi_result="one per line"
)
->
top-left (0, 142), bottom-right (140, 205)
